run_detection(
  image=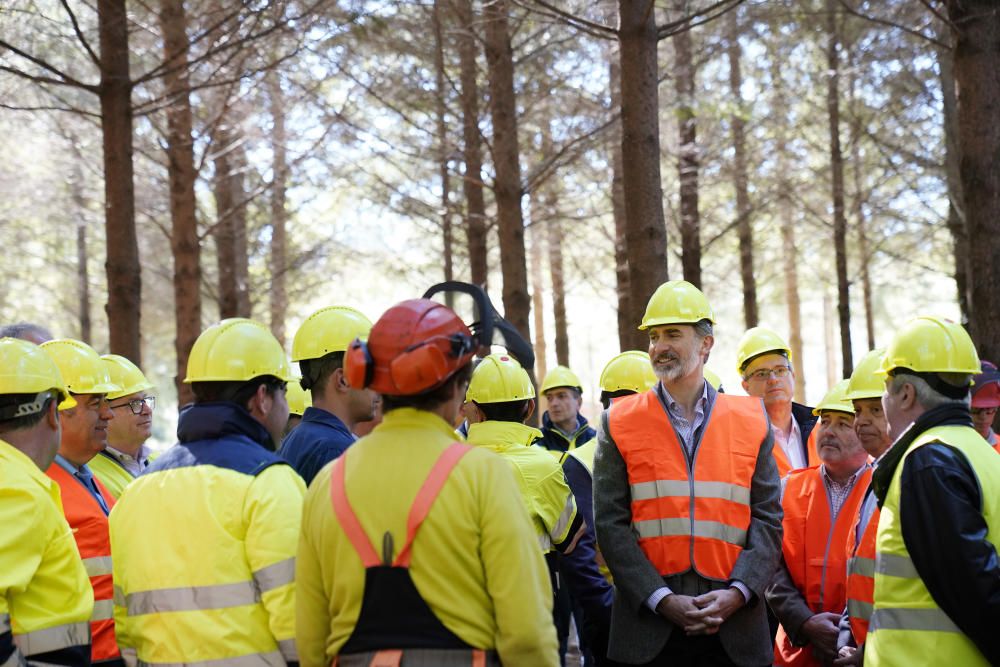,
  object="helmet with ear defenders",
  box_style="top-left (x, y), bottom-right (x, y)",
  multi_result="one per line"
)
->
top-left (344, 299), bottom-right (477, 396)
